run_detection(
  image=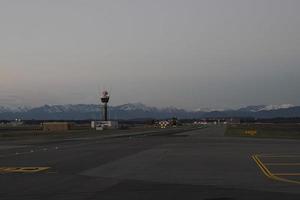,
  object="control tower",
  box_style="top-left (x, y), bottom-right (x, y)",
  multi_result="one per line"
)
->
top-left (90, 90), bottom-right (118, 130)
top-left (100, 90), bottom-right (110, 121)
